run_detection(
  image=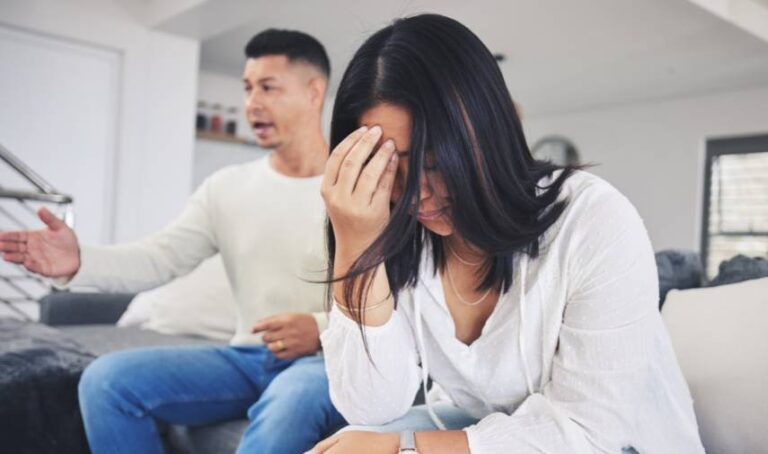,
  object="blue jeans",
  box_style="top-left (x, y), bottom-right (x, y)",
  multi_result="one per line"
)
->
top-left (78, 345), bottom-right (346, 454)
top-left (343, 403), bottom-right (639, 453)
